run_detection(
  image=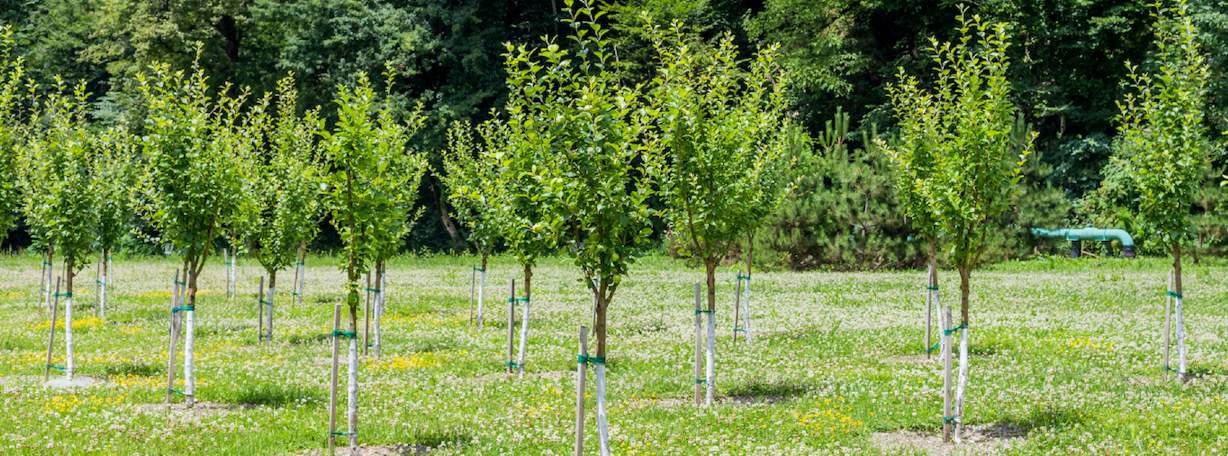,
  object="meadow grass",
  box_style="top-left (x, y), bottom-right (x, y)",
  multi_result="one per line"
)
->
top-left (1, 253), bottom-right (1227, 454)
